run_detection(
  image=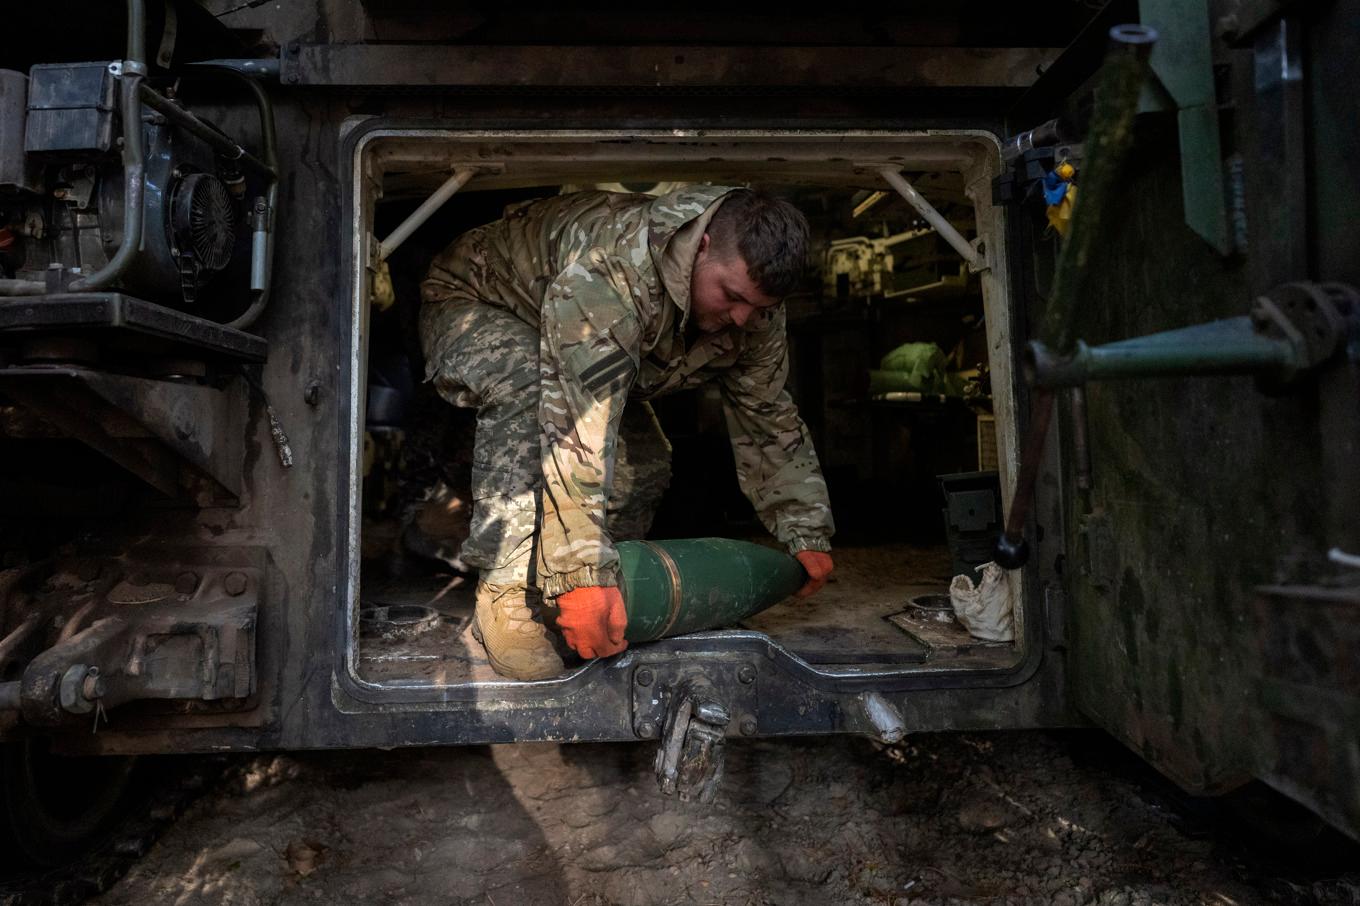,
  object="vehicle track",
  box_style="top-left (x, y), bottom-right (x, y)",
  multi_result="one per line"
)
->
top-left (0, 756), bottom-right (225, 906)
